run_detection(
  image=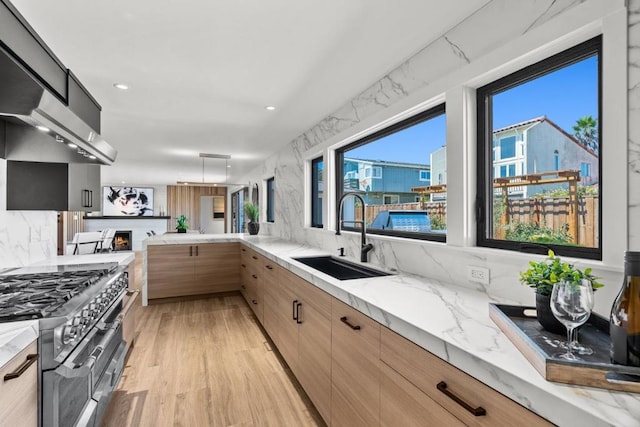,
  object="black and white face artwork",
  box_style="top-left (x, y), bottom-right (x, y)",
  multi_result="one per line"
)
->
top-left (105, 187), bottom-right (153, 216)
